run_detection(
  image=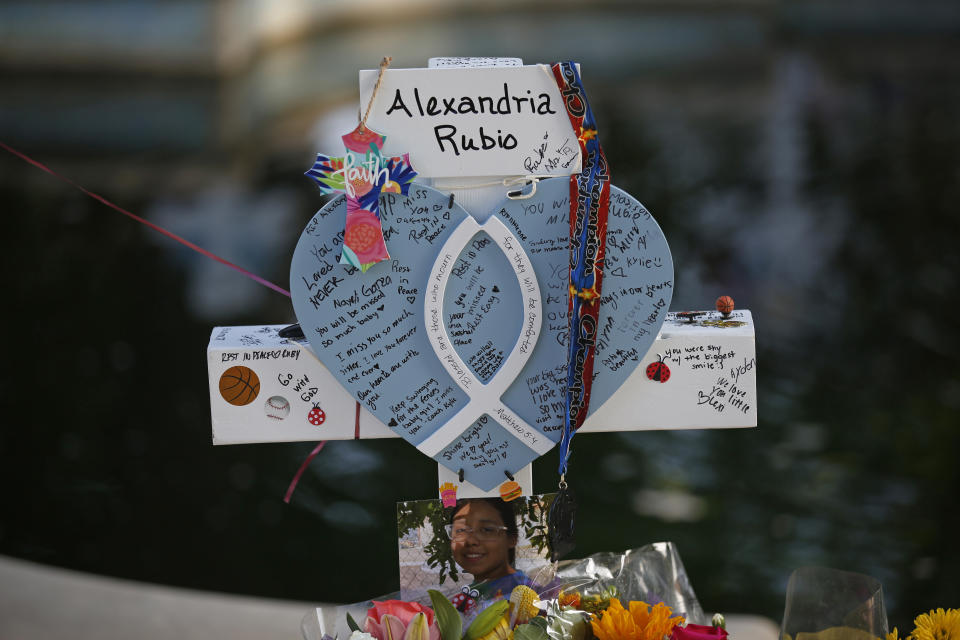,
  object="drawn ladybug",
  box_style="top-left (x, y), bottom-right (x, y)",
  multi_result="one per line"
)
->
top-left (646, 355), bottom-right (671, 383)
top-left (307, 404), bottom-right (326, 426)
top-left (450, 586), bottom-right (480, 613)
